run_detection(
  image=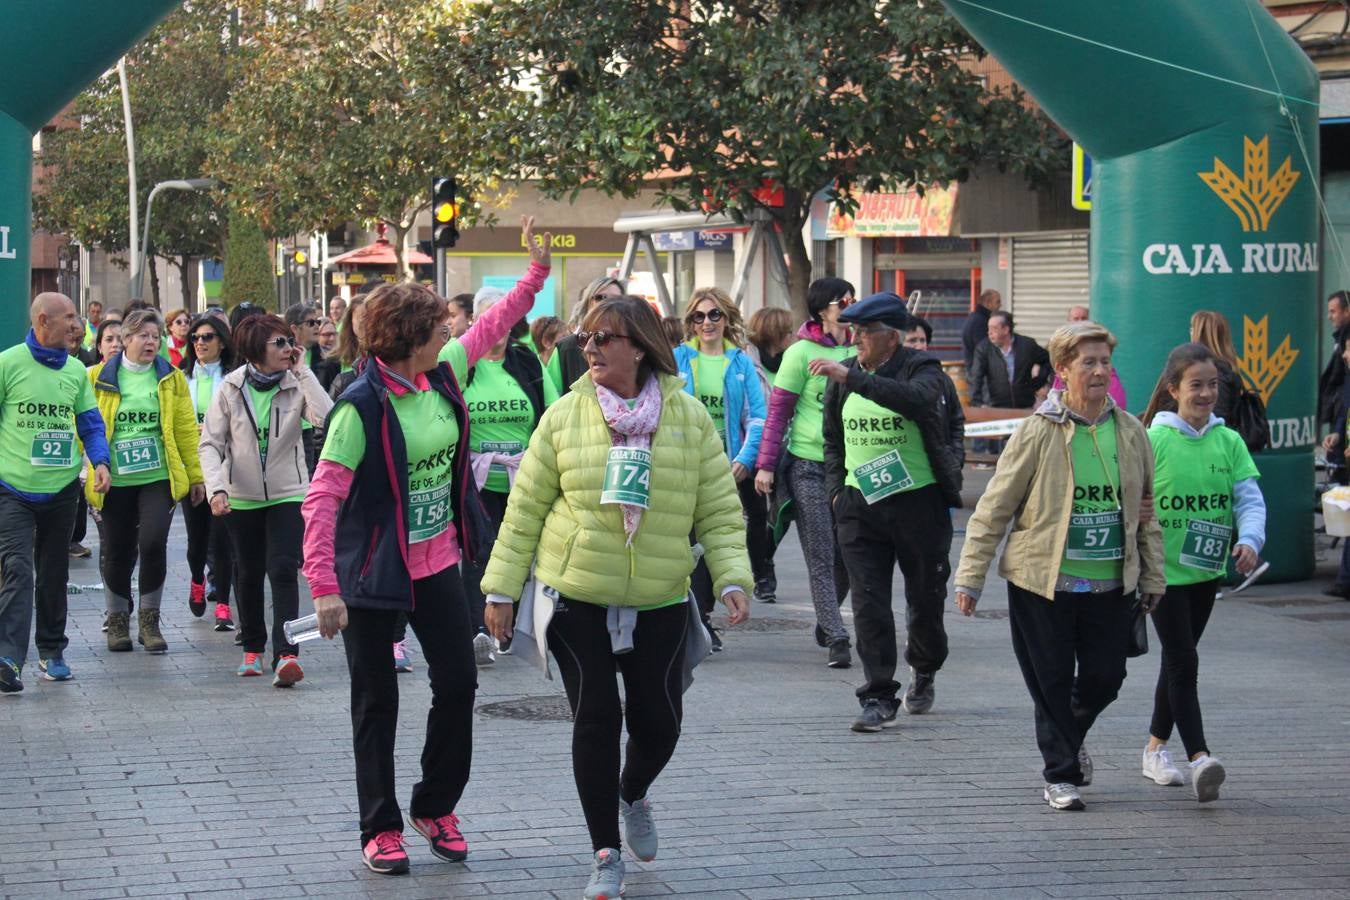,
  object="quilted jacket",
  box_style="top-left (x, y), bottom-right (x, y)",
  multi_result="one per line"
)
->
top-left (481, 372), bottom-right (753, 607)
